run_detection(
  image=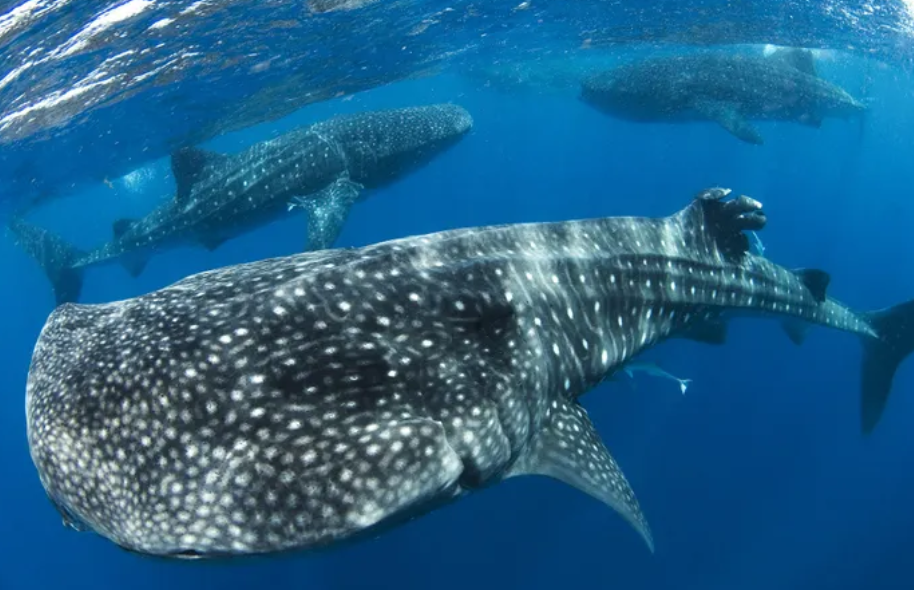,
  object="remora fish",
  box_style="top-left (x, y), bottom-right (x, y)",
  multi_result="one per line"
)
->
top-left (614, 361), bottom-right (692, 395)
top-left (8, 104), bottom-right (473, 305)
top-left (580, 48), bottom-right (865, 144)
top-left (26, 189), bottom-right (914, 560)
